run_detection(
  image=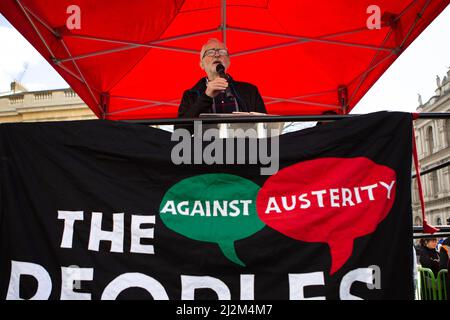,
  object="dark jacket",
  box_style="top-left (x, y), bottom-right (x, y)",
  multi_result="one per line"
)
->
top-left (439, 237), bottom-right (449, 271)
top-left (177, 77), bottom-right (266, 118)
top-left (439, 238), bottom-right (450, 300)
top-left (419, 246), bottom-right (440, 276)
